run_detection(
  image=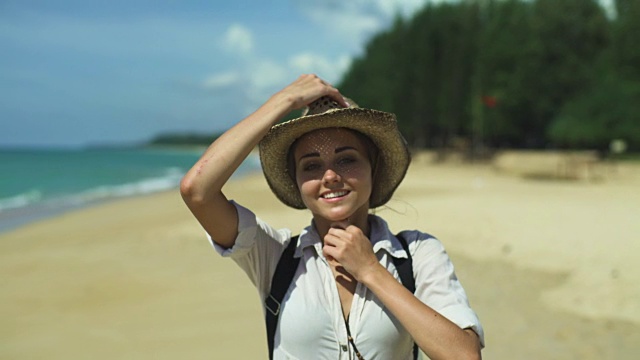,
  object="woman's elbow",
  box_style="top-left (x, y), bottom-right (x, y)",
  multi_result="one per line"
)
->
top-left (461, 335), bottom-right (482, 360)
top-left (180, 174), bottom-right (205, 205)
top-left (441, 331), bottom-right (481, 360)
top-left (464, 351), bottom-right (482, 360)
